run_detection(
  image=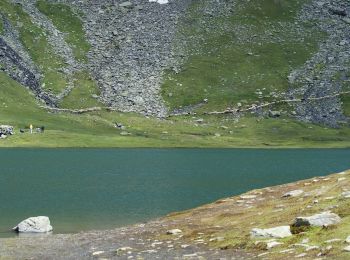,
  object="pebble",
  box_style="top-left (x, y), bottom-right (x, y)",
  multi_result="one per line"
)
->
top-left (240, 195), bottom-right (257, 199)
top-left (267, 241), bottom-right (284, 249)
top-left (305, 245), bottom-right (319, 251)
top-left (166, 229), bottom-right (182, 235)
top-left (92, 251), bottom-right (105, 256)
